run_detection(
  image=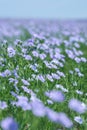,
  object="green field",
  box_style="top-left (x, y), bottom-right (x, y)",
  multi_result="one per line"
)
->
top-left (0, 20), bottom-right (87, 130)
